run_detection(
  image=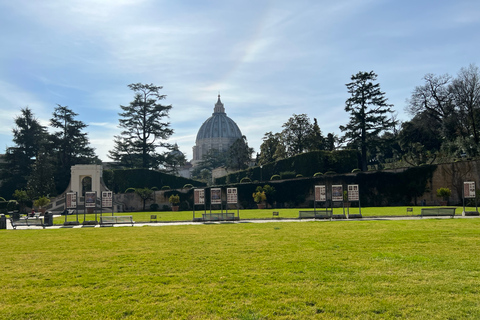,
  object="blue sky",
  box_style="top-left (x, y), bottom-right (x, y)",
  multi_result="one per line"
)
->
top-left (1, 0), bottom-right (480, 162)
